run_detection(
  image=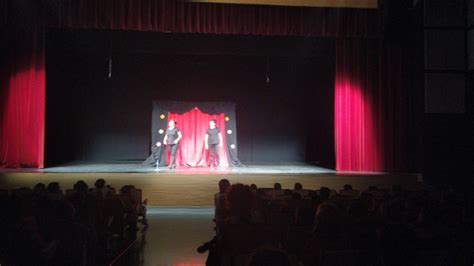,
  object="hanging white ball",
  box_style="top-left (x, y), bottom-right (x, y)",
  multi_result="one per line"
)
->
top-left (227, 129), bottom-right (232, 134)
top-left (230, 144), bottom-right (236, 149)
